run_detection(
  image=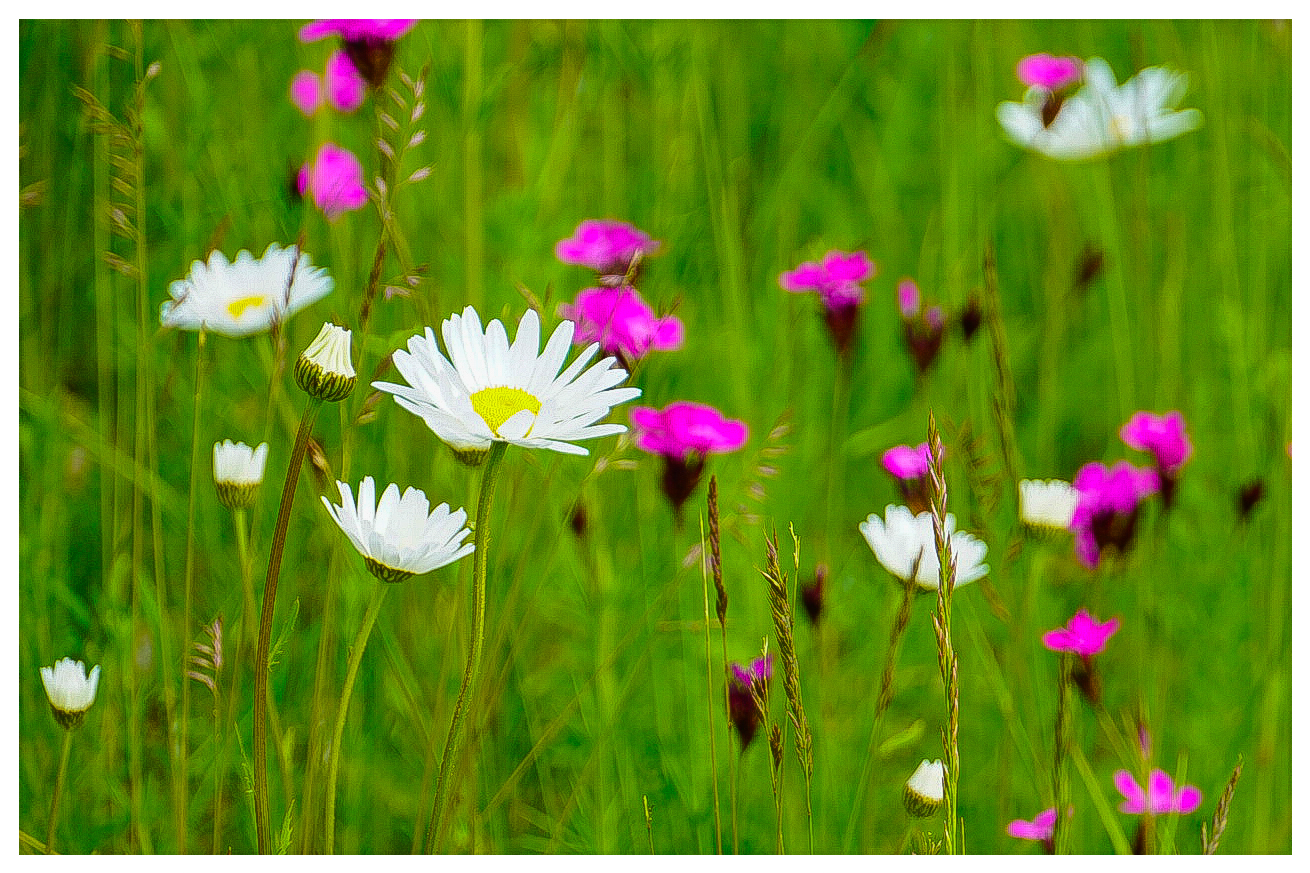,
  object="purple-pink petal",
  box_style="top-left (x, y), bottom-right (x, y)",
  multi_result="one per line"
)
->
top-left (556, 219), bottom-right (659, 272)
top-left (822, 250), bottom-right (874, 283)
top-left (301, 143), bottom-right (369, 220)
top-left (779, 250), bottom-right (875, 311)
top-left (882, 443), bottom-right (932, 480)
top-left (300, 19), bottom-right (418, 43)
top-left (325, 50), bottom-right (366, 112)
top-left (1148, 769), bottom-right (1176, 814)
top-left (557, 286), bottom-right (682, 362)
top-left (1114, 770), bottom-right (1146, 814)
top-left (290, 71), bottom-right (323, 116)
top-left (1016, 53), bottom-right (1082, 90)
top-left (1121, 411), bottom-right (1193, 473)
top-left (629, 402), bottom-right (748, 461)
top-left (1175, 785), bottom-right (1203, 815)
top-left (1007, 807), bottom-right (1058, 841)
top-left (1045, 609), bottom-right (1120, 657)
top-left (897, 280), bottom-right (920, 317)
